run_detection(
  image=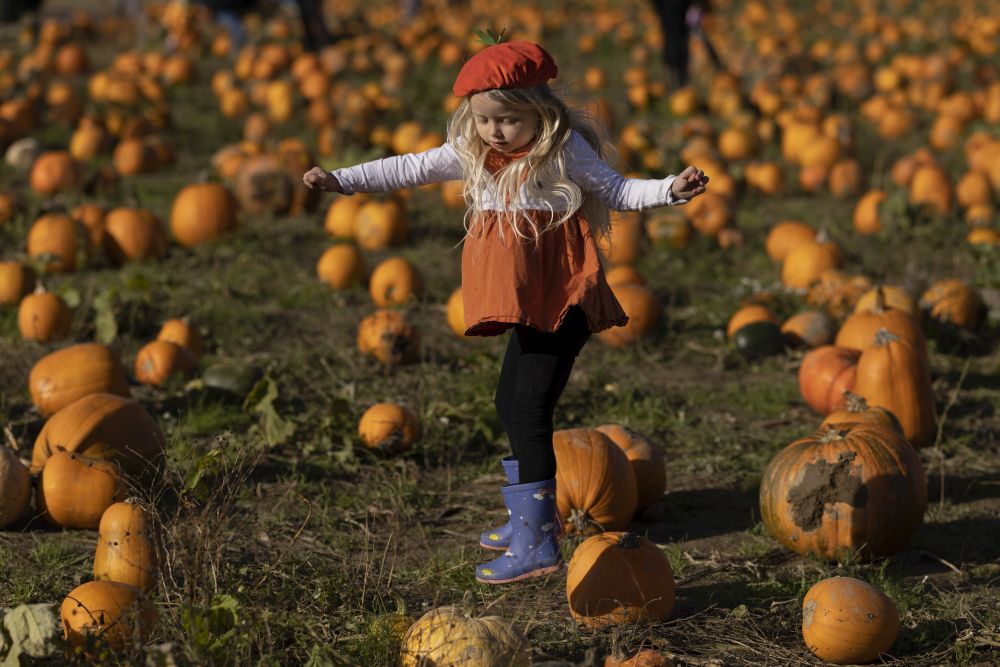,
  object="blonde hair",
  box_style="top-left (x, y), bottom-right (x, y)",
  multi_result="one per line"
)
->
top-left (446, 85), bottom-right (613, 244)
